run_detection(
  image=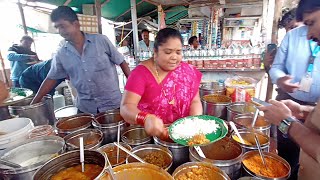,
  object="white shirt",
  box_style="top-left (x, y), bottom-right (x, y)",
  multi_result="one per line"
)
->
top-left (139, 40), bottom-right (154, 51)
